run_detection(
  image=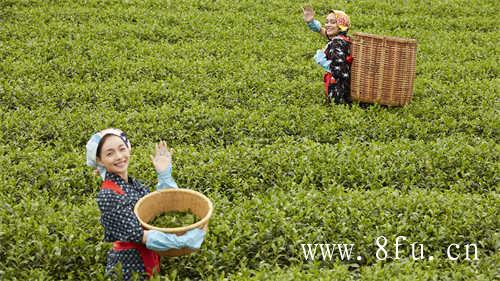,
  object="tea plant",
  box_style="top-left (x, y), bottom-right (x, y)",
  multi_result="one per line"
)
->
top-left (0, 0), bottom-right (498, 280)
